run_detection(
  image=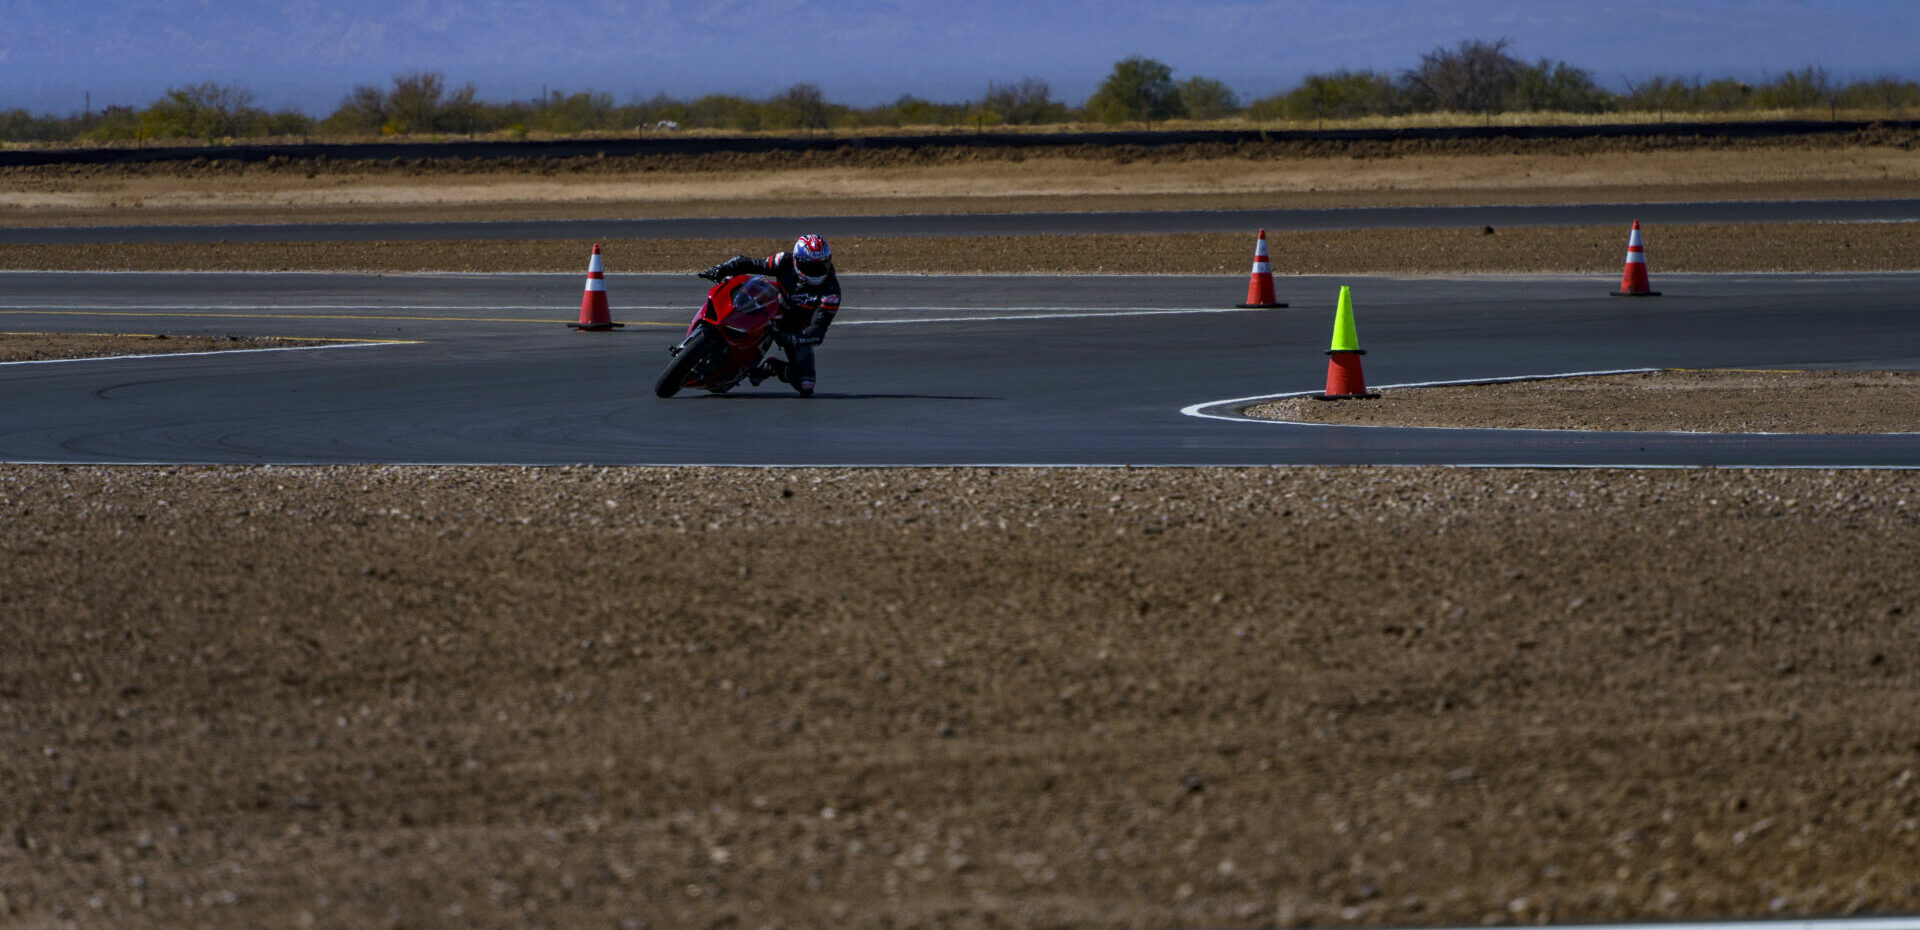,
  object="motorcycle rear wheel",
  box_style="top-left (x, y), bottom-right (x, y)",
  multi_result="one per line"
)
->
top-left (654, 329), bottom-right (719, 398)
